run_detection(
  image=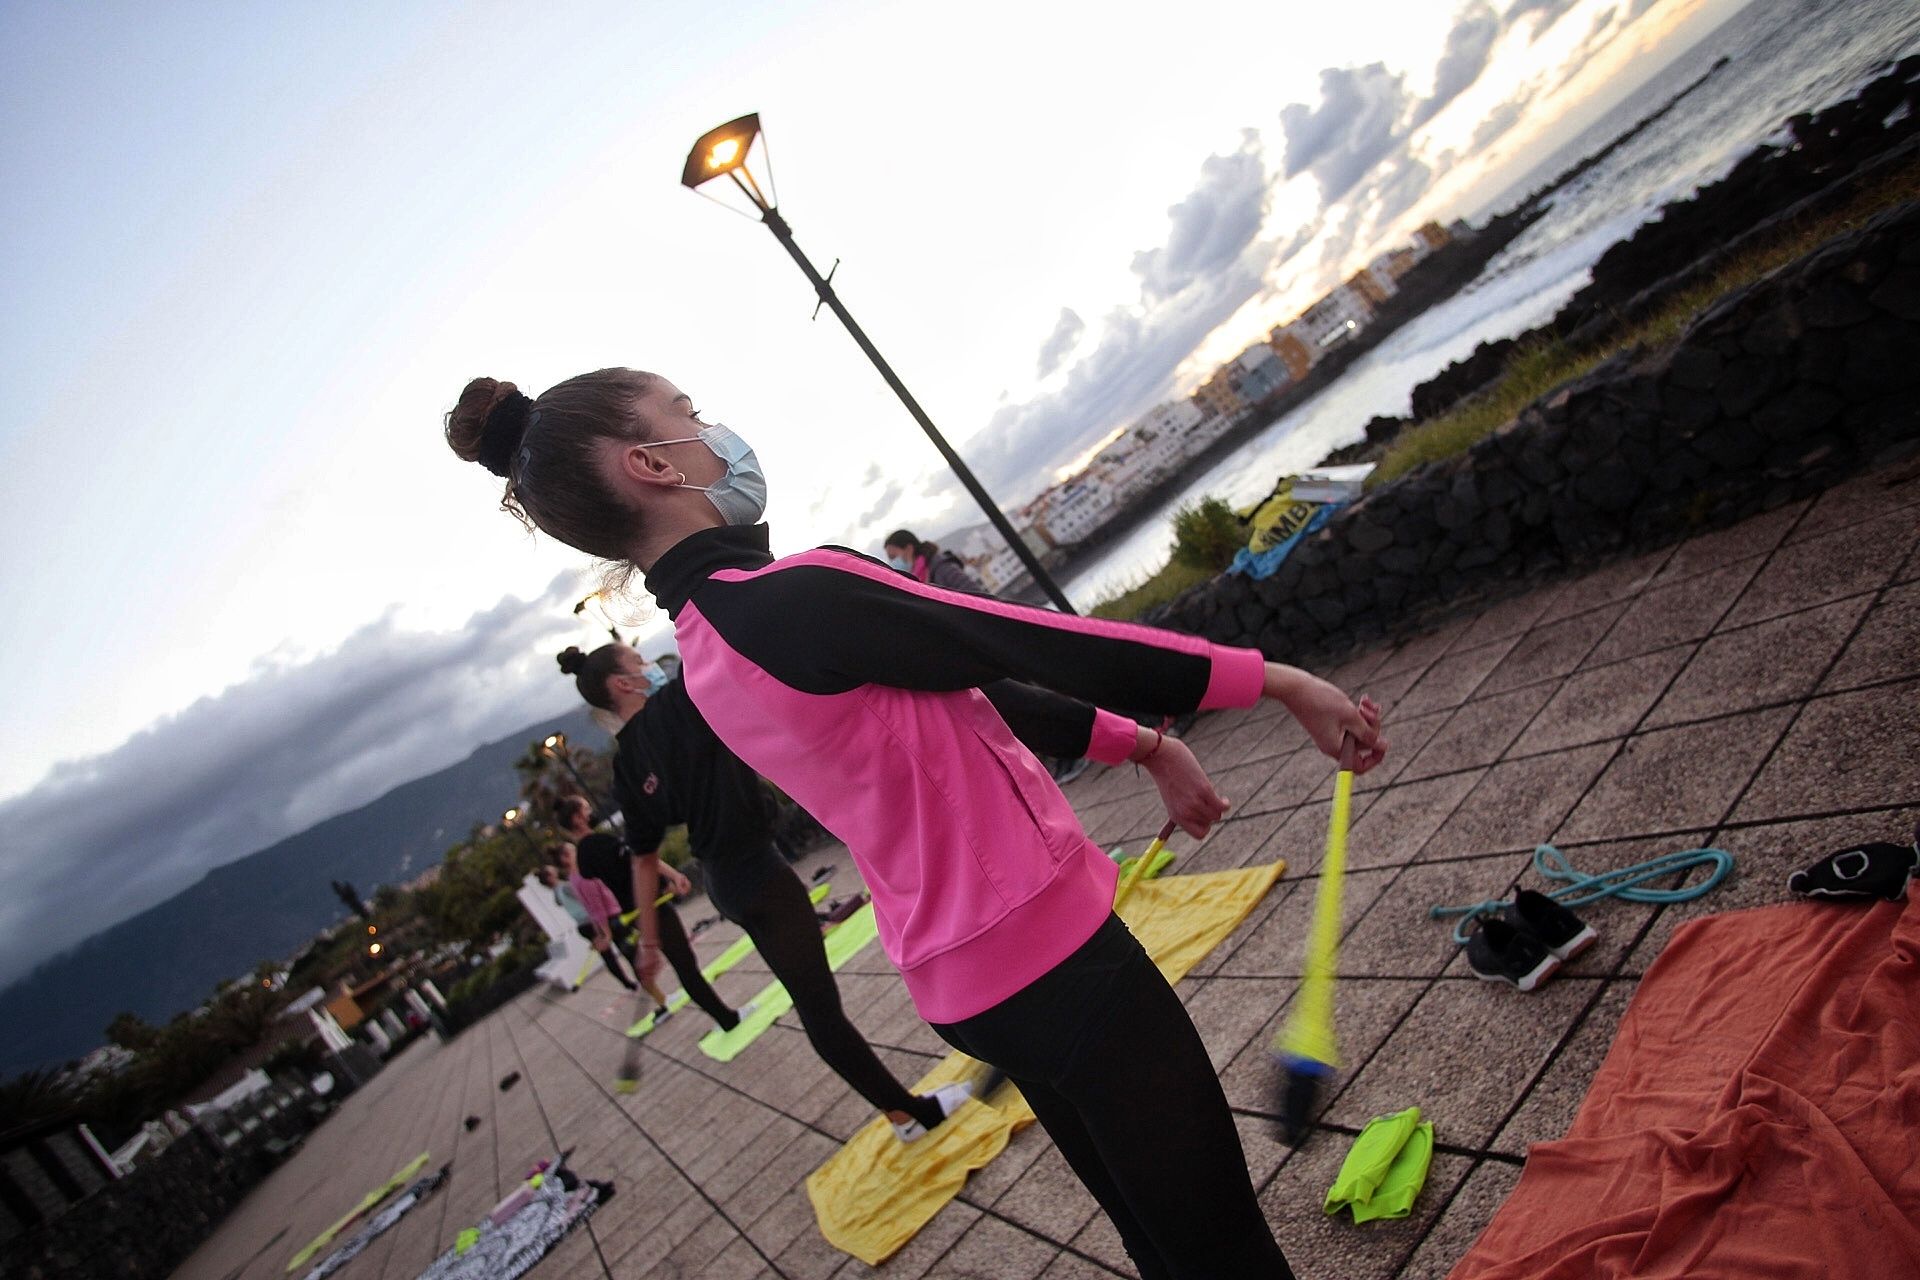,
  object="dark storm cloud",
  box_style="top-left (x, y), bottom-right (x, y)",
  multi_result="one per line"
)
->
top-left (0, 572), bottom-right (590, 988)
top-left (1035, 308), bottom-right (1086, 379)
top-left (1506, 0), bottom-right (1584, 35)
top-left (1278, 63), bottom-right (1414, 203)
